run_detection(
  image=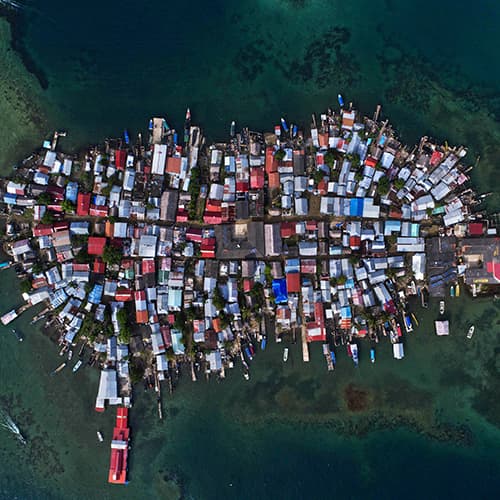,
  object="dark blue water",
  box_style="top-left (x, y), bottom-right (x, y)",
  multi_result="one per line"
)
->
top-left (0, 0), bottom-right (499, 498)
